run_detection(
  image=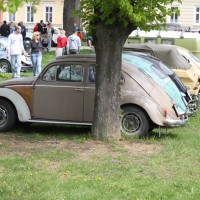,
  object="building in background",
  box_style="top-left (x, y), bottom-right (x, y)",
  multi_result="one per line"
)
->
top-left (1, 1), bottom-right (200, 32)
top-left (0, 0), bottom-right (81, 32)
top-left (168, 0), bottom-right (200, 31)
